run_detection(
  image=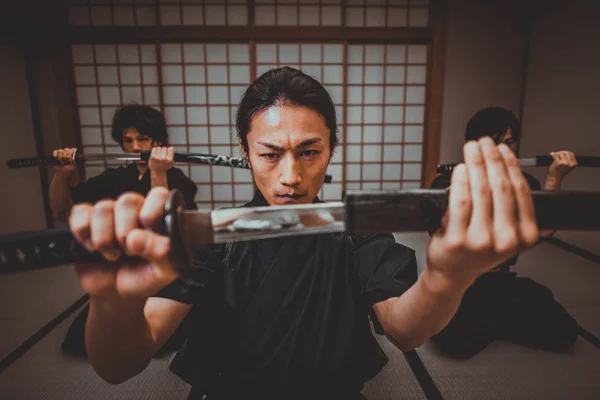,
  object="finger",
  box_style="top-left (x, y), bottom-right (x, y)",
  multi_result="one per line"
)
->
top-left (498, 145), bottom-right (539, 249)
top-left (550, 151), bottom-right (558, 162)
top-left (125, 229), bottom-right (172, 267)
top-left (119, 229), bottom-right (177, 295)
top-left (463, 140), bottom-right (492, 245)
top-left (560, 151), bottom-right (570, 164)
top-left (139, 187), bottom-right (170, 231)
top-left (114, 192), bottom-right (145, 254)
top-left (445, 163), bottom-right (471, 243)
top-left (151, 147), bottom-right (159, 159)
top-left (567, 151), bottom-right (578, 167)
top-left (480, 139), bottom-right (518, 254)
top-left (167, 147), bottom-right (175, 160)
top-left (90, 200), bottom-right (122, 262)
top-left (69, 204), bottom-right (94, 252)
